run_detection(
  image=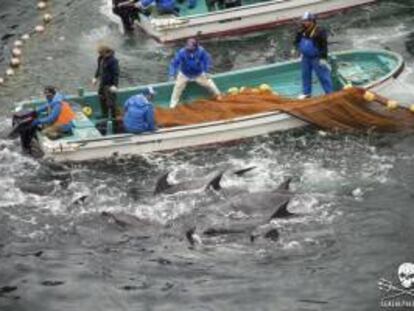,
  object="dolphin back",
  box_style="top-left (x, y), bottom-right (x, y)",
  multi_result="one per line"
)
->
top-left (154, 172), bottom-right (172, 195)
